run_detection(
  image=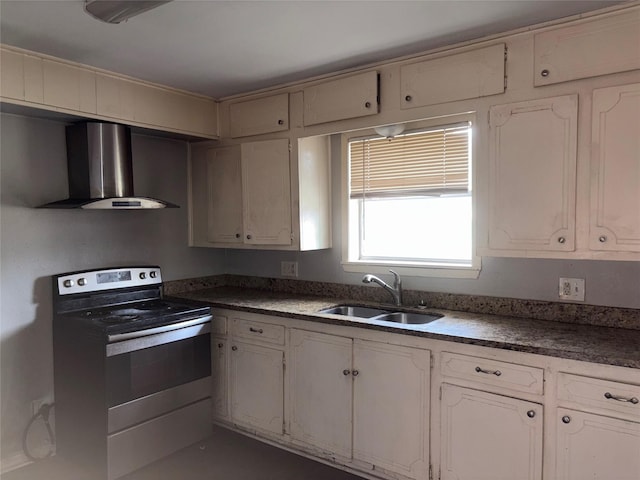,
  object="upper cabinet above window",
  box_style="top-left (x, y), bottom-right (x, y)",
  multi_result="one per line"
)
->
top-left (400, 44), bottom-right (506, 109)
top-left (303, 71), bottom-right (378, 126)
top-left (534, 10), bottom-right (640, 86)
